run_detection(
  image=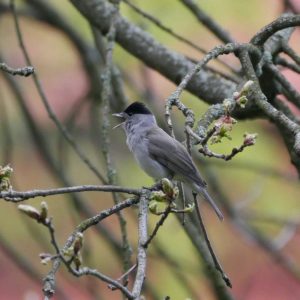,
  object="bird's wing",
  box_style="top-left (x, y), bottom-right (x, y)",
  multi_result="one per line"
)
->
top-left (147, 127), bottom-right (224, 220)
top-left (147, 127), bottom-right (206, 187)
